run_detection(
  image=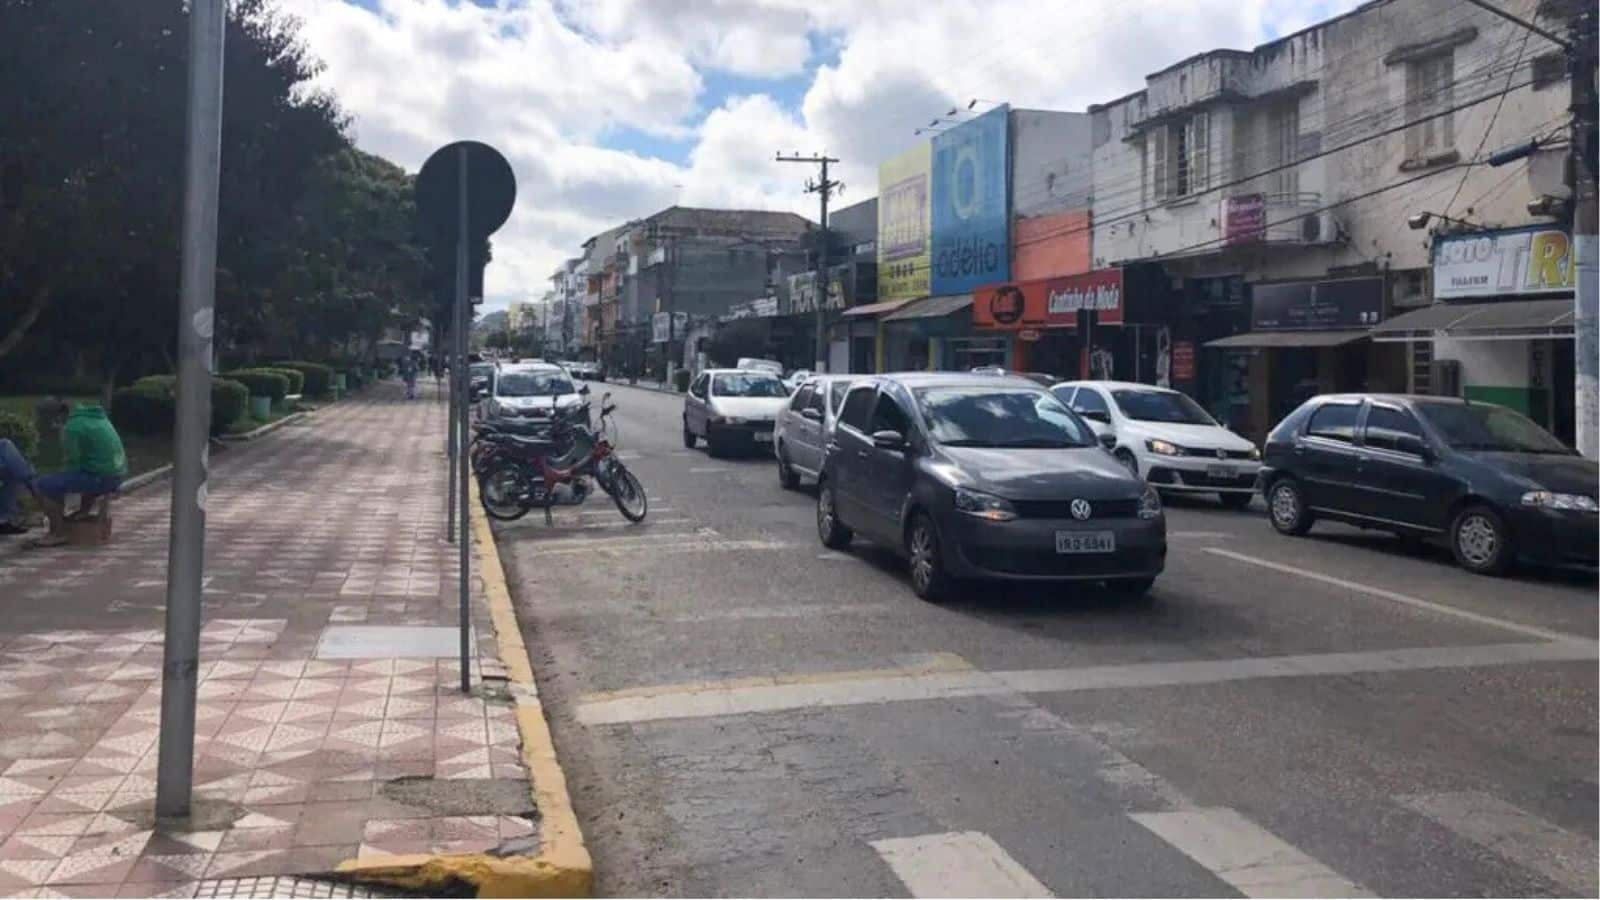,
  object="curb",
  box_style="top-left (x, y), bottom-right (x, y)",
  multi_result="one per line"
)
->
top-left (118, 464), bottom-right (174, 495)
top-left (337, 480), bottom-right (594, 898)
top-left (217, 410), bottom-right (308, 443)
